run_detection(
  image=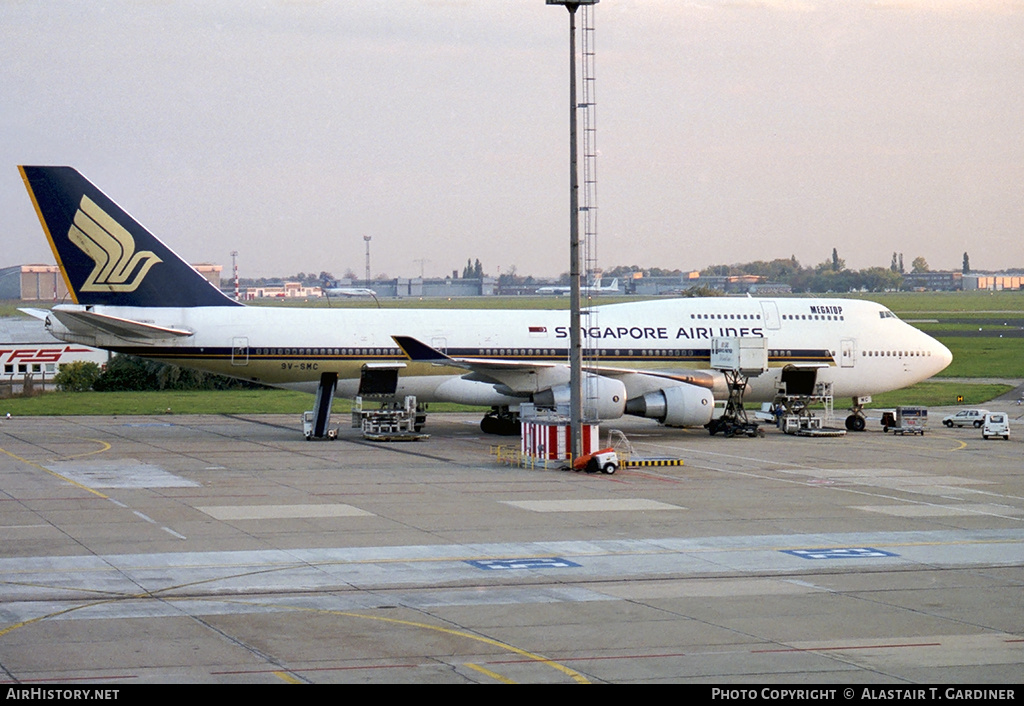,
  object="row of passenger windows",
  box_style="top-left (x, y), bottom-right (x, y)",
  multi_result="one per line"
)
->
top-left (686, 312), bottom-right (845, 322)
top-left (689, 313), bottom-right (762, 320)
top-left (862, 350), bottom-right (933, 357)
top-left (782, 314), bottom-right (845, 321)
top-left (769, 351), bottom-right (818, 358)
top-left (248, 348), bottom-right (824, 360)
top-left (252, 348), bottom-right (716, 358)
top-left (253, 348), bottom-right (401, 357)
top-left (481, 349), bottom-right (708, 358)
